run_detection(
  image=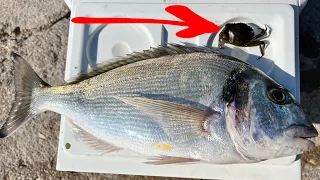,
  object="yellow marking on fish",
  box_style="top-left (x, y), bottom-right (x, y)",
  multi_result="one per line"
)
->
top-left (47, 83), bottom-right (98, 99)
top-left (162, 144), bottom-right (172, 150)
top-left (151, 143), bottom-right (172, 151)
top-left (48, 85), bottom-right (79, 93)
